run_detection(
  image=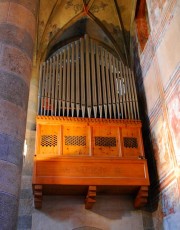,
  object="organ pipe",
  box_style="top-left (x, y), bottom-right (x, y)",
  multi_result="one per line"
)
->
top-left (95, 43), bottom-right (103, 118)
top-left (66, 46), bottom-right (71, 117)
top-left (58, 52), bottom-right (63, 116)
top-left (38, 34), bottom-right (140, 120)
top-left (100, 47), bottom-right (108, 118)
top-left (44, 60), bottom-right (49, 116)
top-left (90, 39), bottom-right (97, 118)
top-left (51, 56), bottom-right (56, 116)
top-left (71, 42), bottom-right (75, 117)
top-left (54, 54), bottom-right (59, 116)
top-left (75, 40), bottom-right (80, 117)
top-left (80, 37), bottom-right (85, 117)
top-left (38, 63), bottom-right (43, 115)
top-left (62, 49), bottom-right (67, 116)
